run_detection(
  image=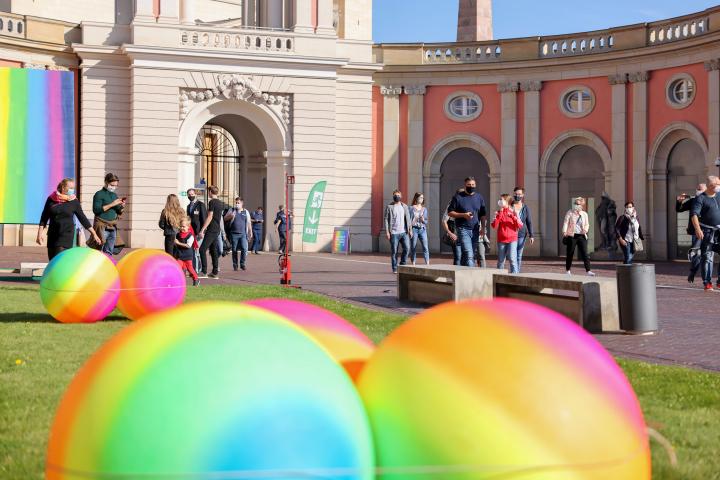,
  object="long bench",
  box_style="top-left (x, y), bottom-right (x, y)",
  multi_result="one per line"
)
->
top-left (397, 265), bottom-right (506, 304)
top-left (493, 273), bottom-right (620, 333)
